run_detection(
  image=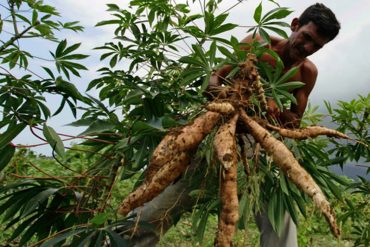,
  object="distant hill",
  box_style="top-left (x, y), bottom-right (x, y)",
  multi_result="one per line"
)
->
top-left (330, 163), bottom-right (369, 180)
